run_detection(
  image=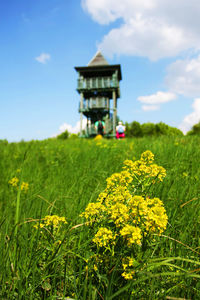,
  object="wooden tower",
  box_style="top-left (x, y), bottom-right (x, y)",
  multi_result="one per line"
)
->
top-left (75, 51), bottom-right (122, 137)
